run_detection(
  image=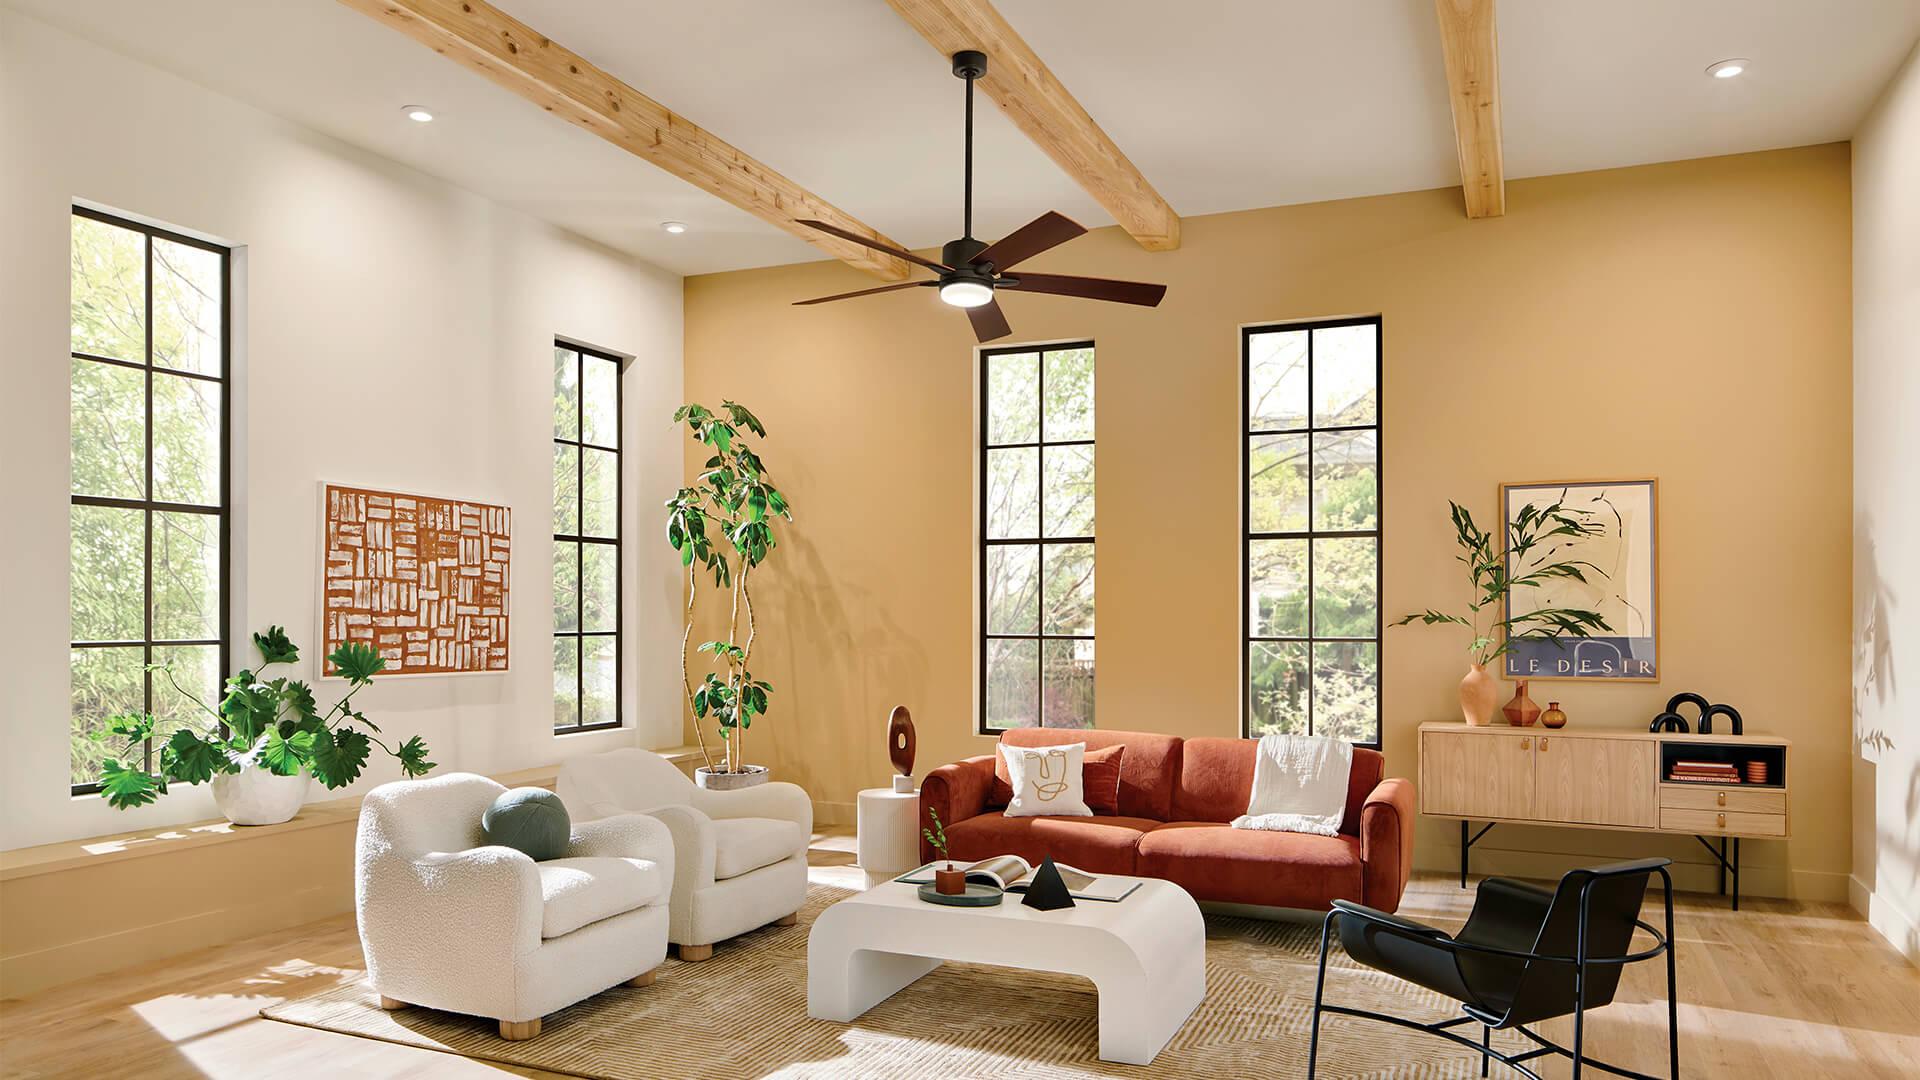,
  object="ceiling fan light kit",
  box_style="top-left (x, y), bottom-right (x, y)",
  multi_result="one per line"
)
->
top-left (791, 50), bottom-right (1166, 342)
